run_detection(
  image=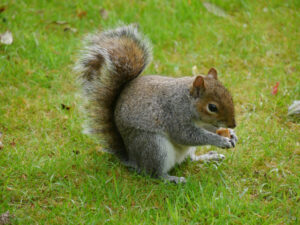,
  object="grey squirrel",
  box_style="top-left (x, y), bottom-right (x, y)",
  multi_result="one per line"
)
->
top-left (76, 25), bottom-right (238, 183)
